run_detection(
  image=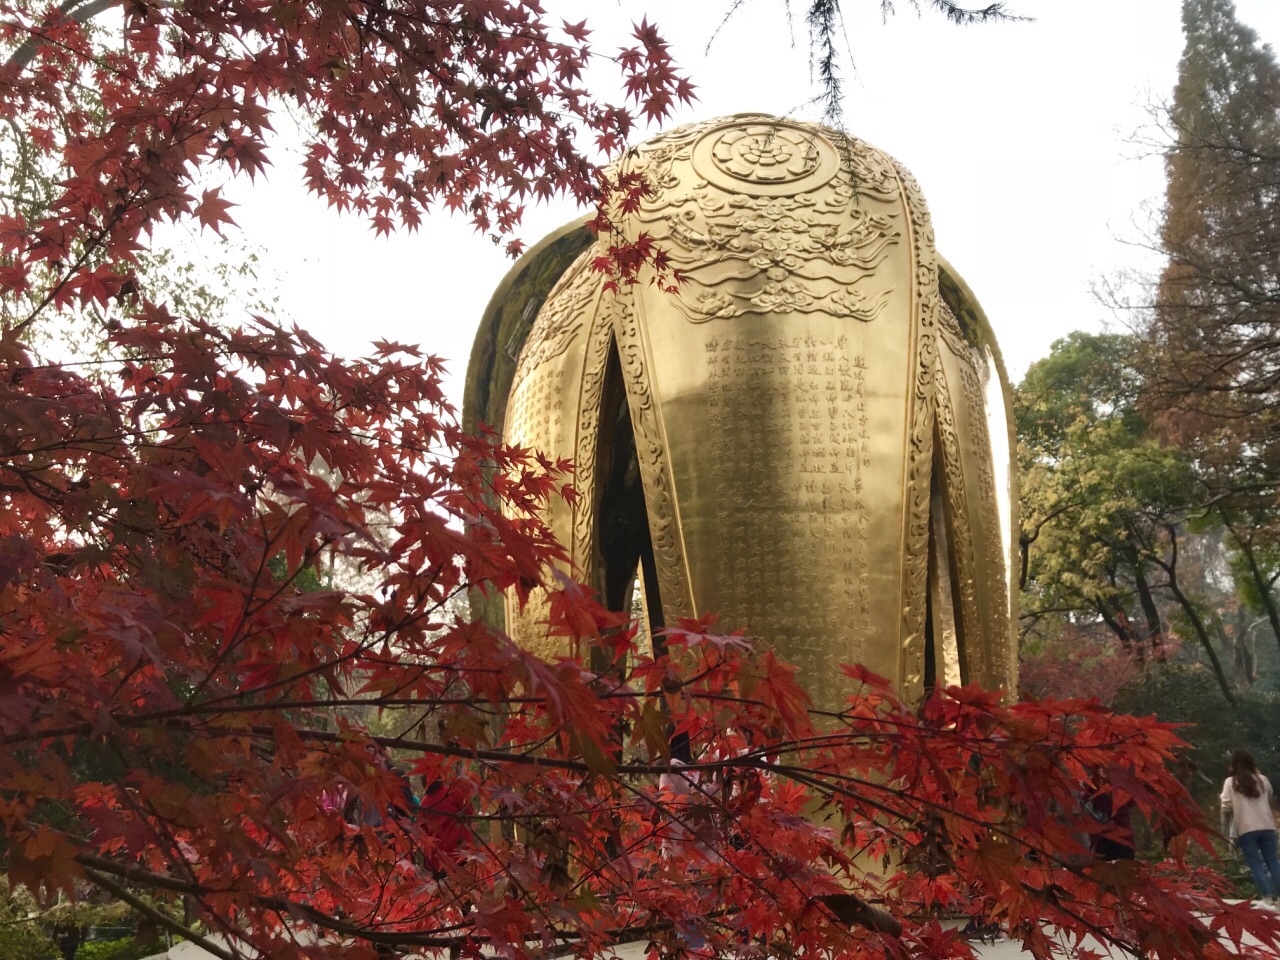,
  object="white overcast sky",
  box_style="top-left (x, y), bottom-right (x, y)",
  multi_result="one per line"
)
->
top-left (211, 0), bottom-right (1280, 409)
